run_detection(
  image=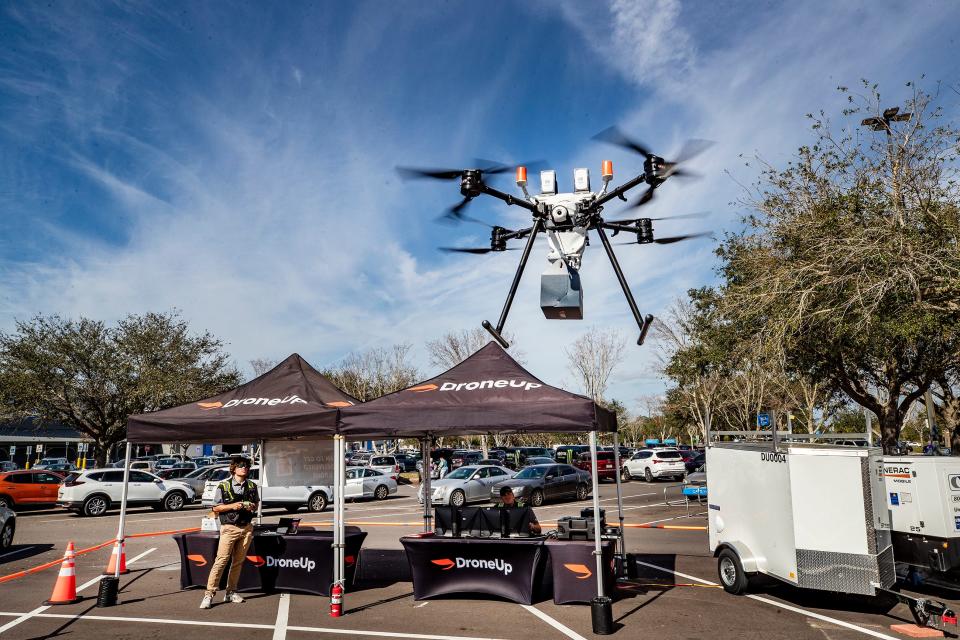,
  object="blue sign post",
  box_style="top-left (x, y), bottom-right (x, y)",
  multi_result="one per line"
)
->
top-left (757, 413), bottom-right (771, 428)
